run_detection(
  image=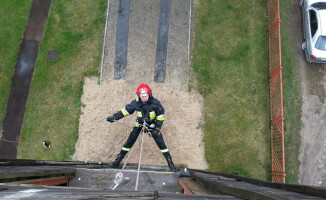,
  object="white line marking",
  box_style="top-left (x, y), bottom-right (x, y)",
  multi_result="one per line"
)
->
top-left (100, 0), bottom-right (111, 86)
top-left (3, 189), bottom-right (46, 199)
